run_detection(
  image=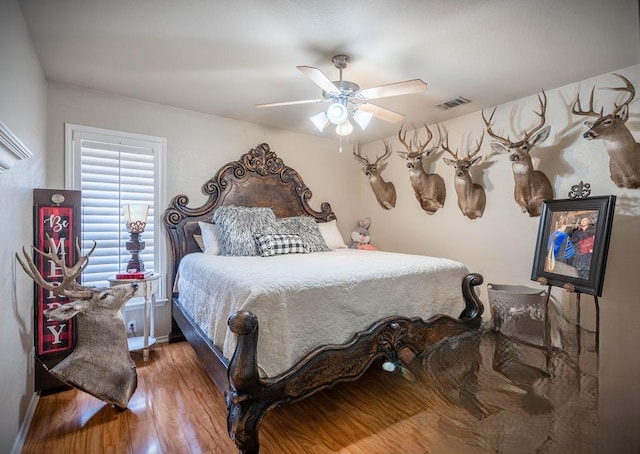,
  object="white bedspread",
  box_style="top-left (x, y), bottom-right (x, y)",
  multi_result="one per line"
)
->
top-left (177, 249), bottom-right (469, 377)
